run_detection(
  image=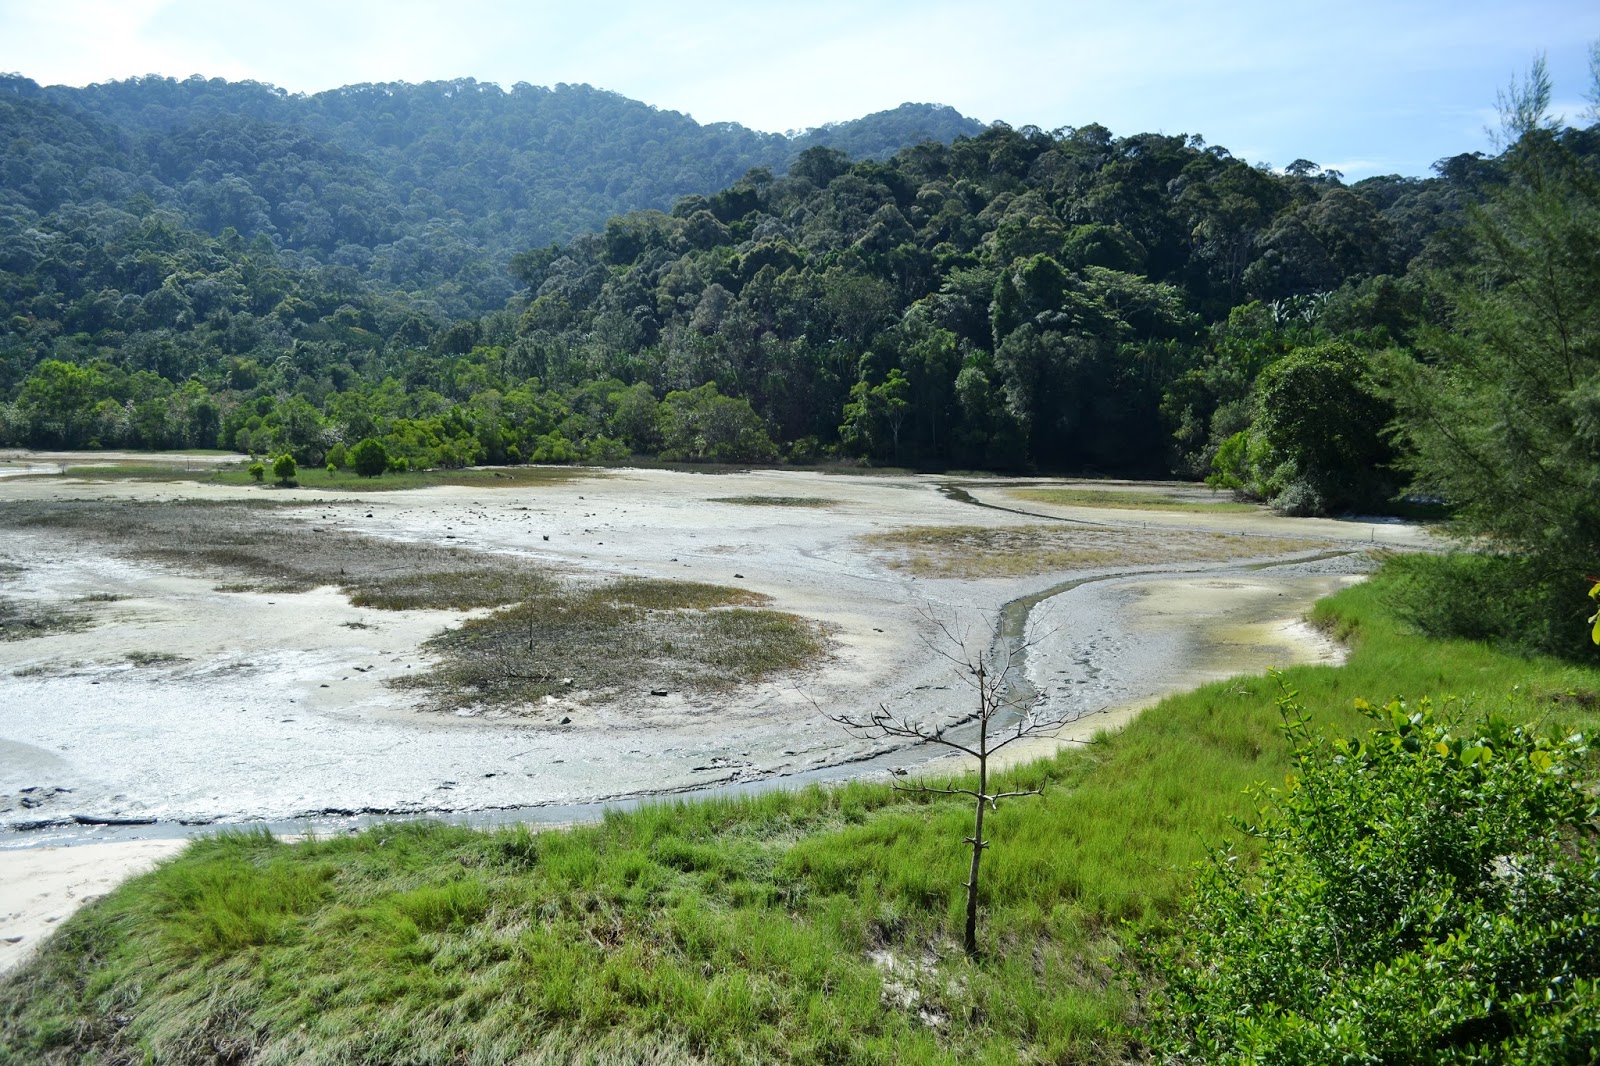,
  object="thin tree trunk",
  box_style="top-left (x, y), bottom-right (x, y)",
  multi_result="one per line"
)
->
top-left (965, 793), bottom-right (985, 955)
top-left (965, 736), bottom-right (988, 956)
